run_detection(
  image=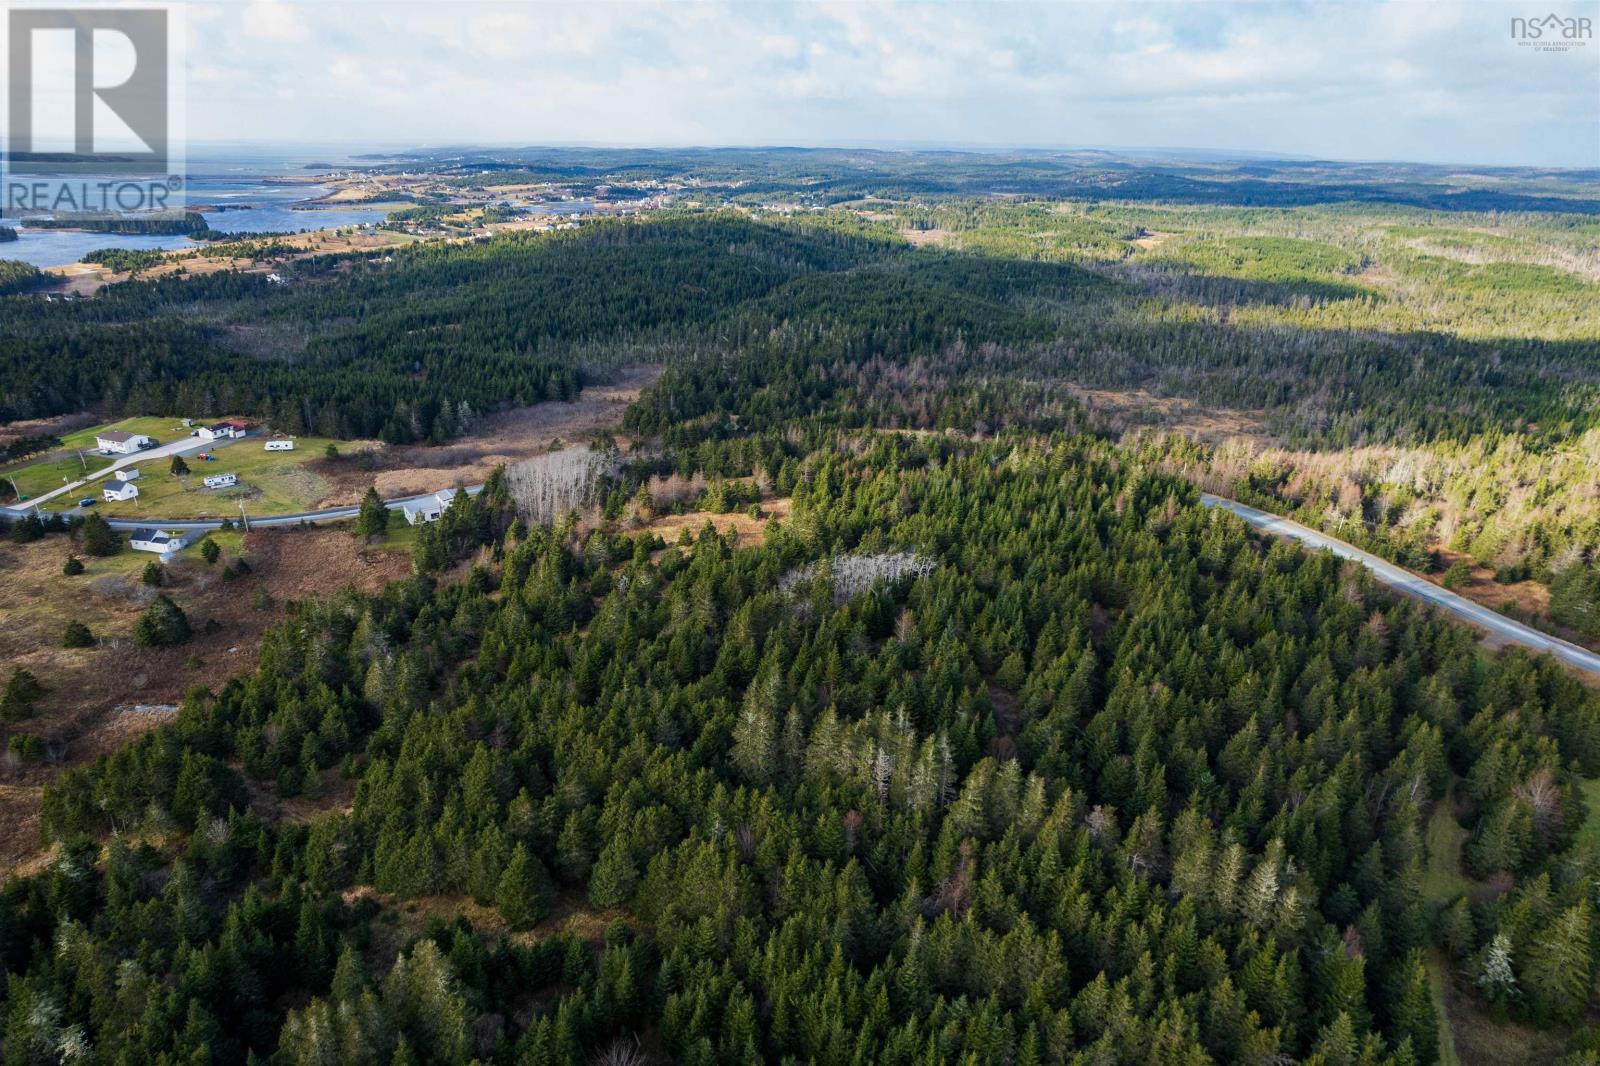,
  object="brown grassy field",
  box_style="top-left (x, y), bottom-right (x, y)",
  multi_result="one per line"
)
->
top-left (309, 366), bottom-right (663, 505)
top-left (0, 525), bottom-right (412, 871)
top-left (641, 496), bottom-right (792, 553)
